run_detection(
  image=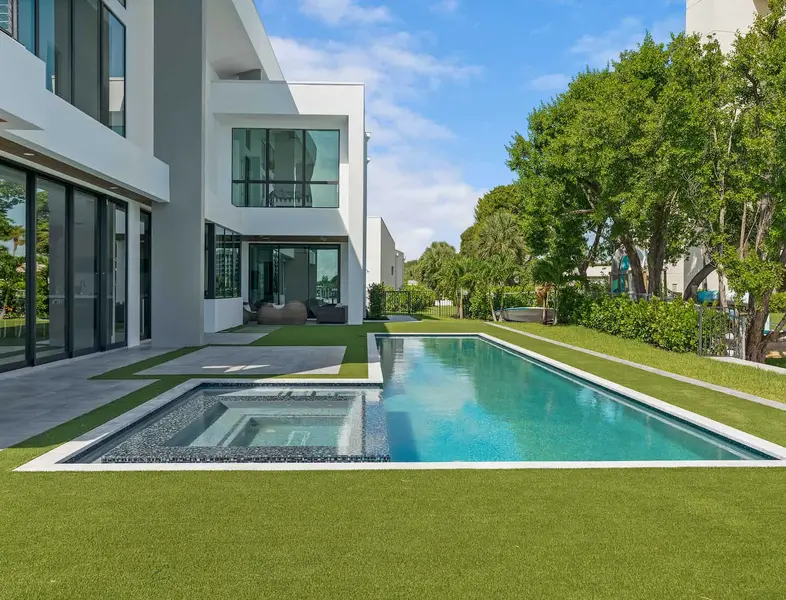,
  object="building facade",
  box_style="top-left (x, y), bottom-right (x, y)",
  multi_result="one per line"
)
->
top-left (687, 0), bottom-right (769, 50)
top-left (0, 0), bottom-right (367, 374)
top-left (365, 217), bottom-right (402, 290)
